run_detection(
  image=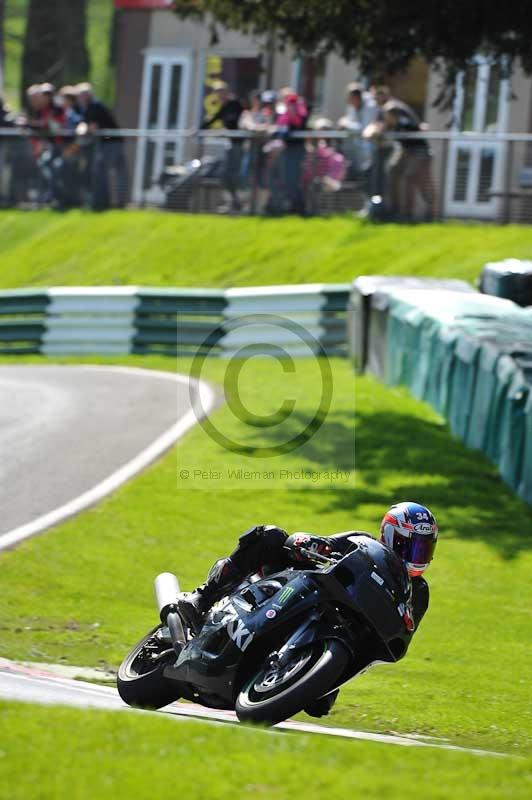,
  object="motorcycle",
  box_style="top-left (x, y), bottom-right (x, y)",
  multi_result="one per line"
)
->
top-left (117, 535), bottom-right (415, 726)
